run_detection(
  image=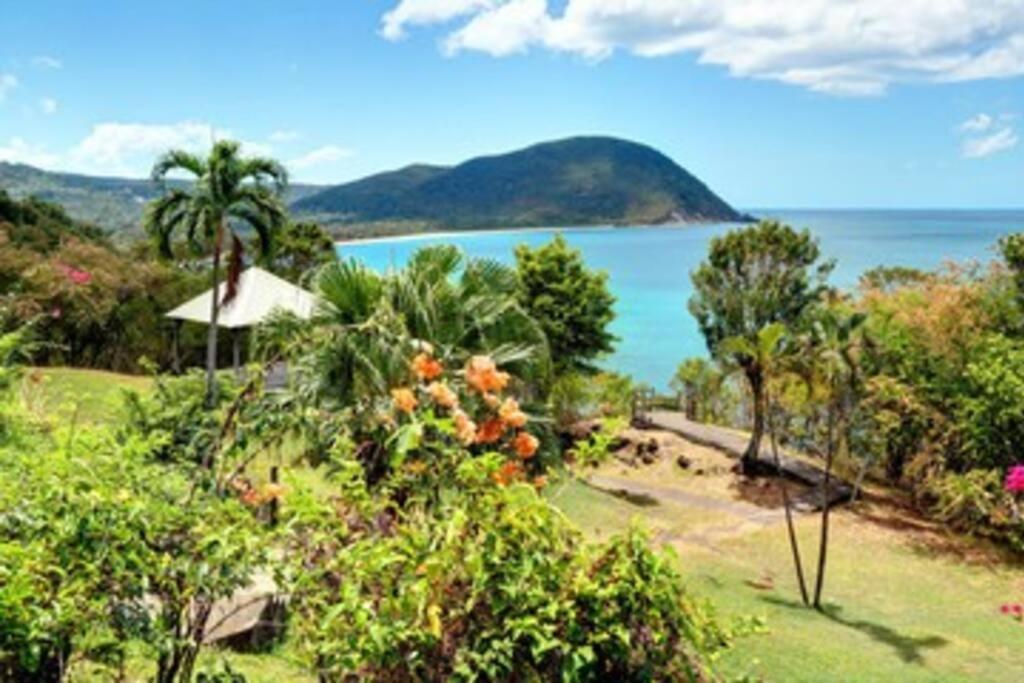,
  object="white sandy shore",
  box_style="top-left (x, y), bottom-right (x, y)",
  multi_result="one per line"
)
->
top-left (333, 220), bottom-right (739, 247)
